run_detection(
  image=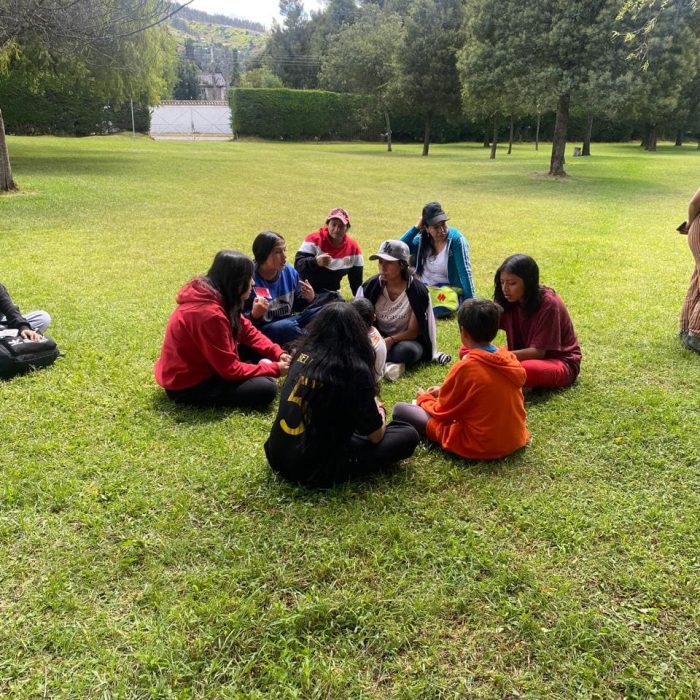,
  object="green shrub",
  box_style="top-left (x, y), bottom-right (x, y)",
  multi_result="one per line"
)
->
top-left (230, 88), bottom-right (384, 140)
